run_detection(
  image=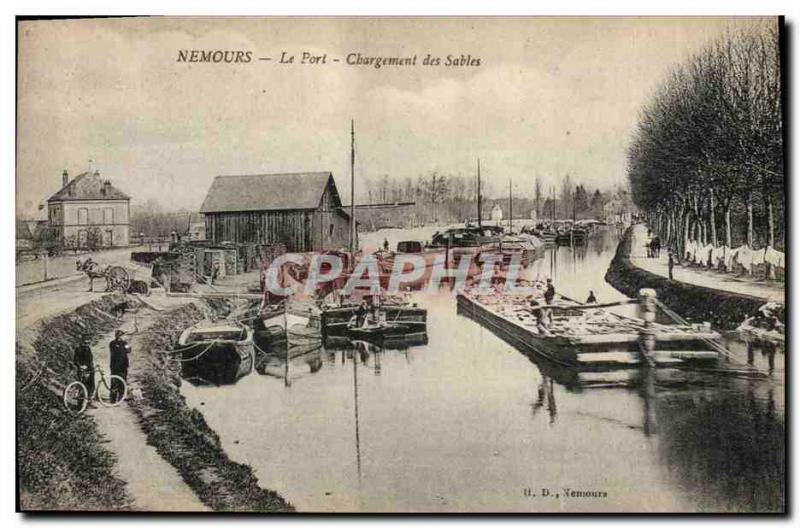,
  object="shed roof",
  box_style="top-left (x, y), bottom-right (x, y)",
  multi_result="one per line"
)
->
top-left (48, 171), bottom-right (130, 202)
top-left (199, 172), bottom-right (341, 213)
